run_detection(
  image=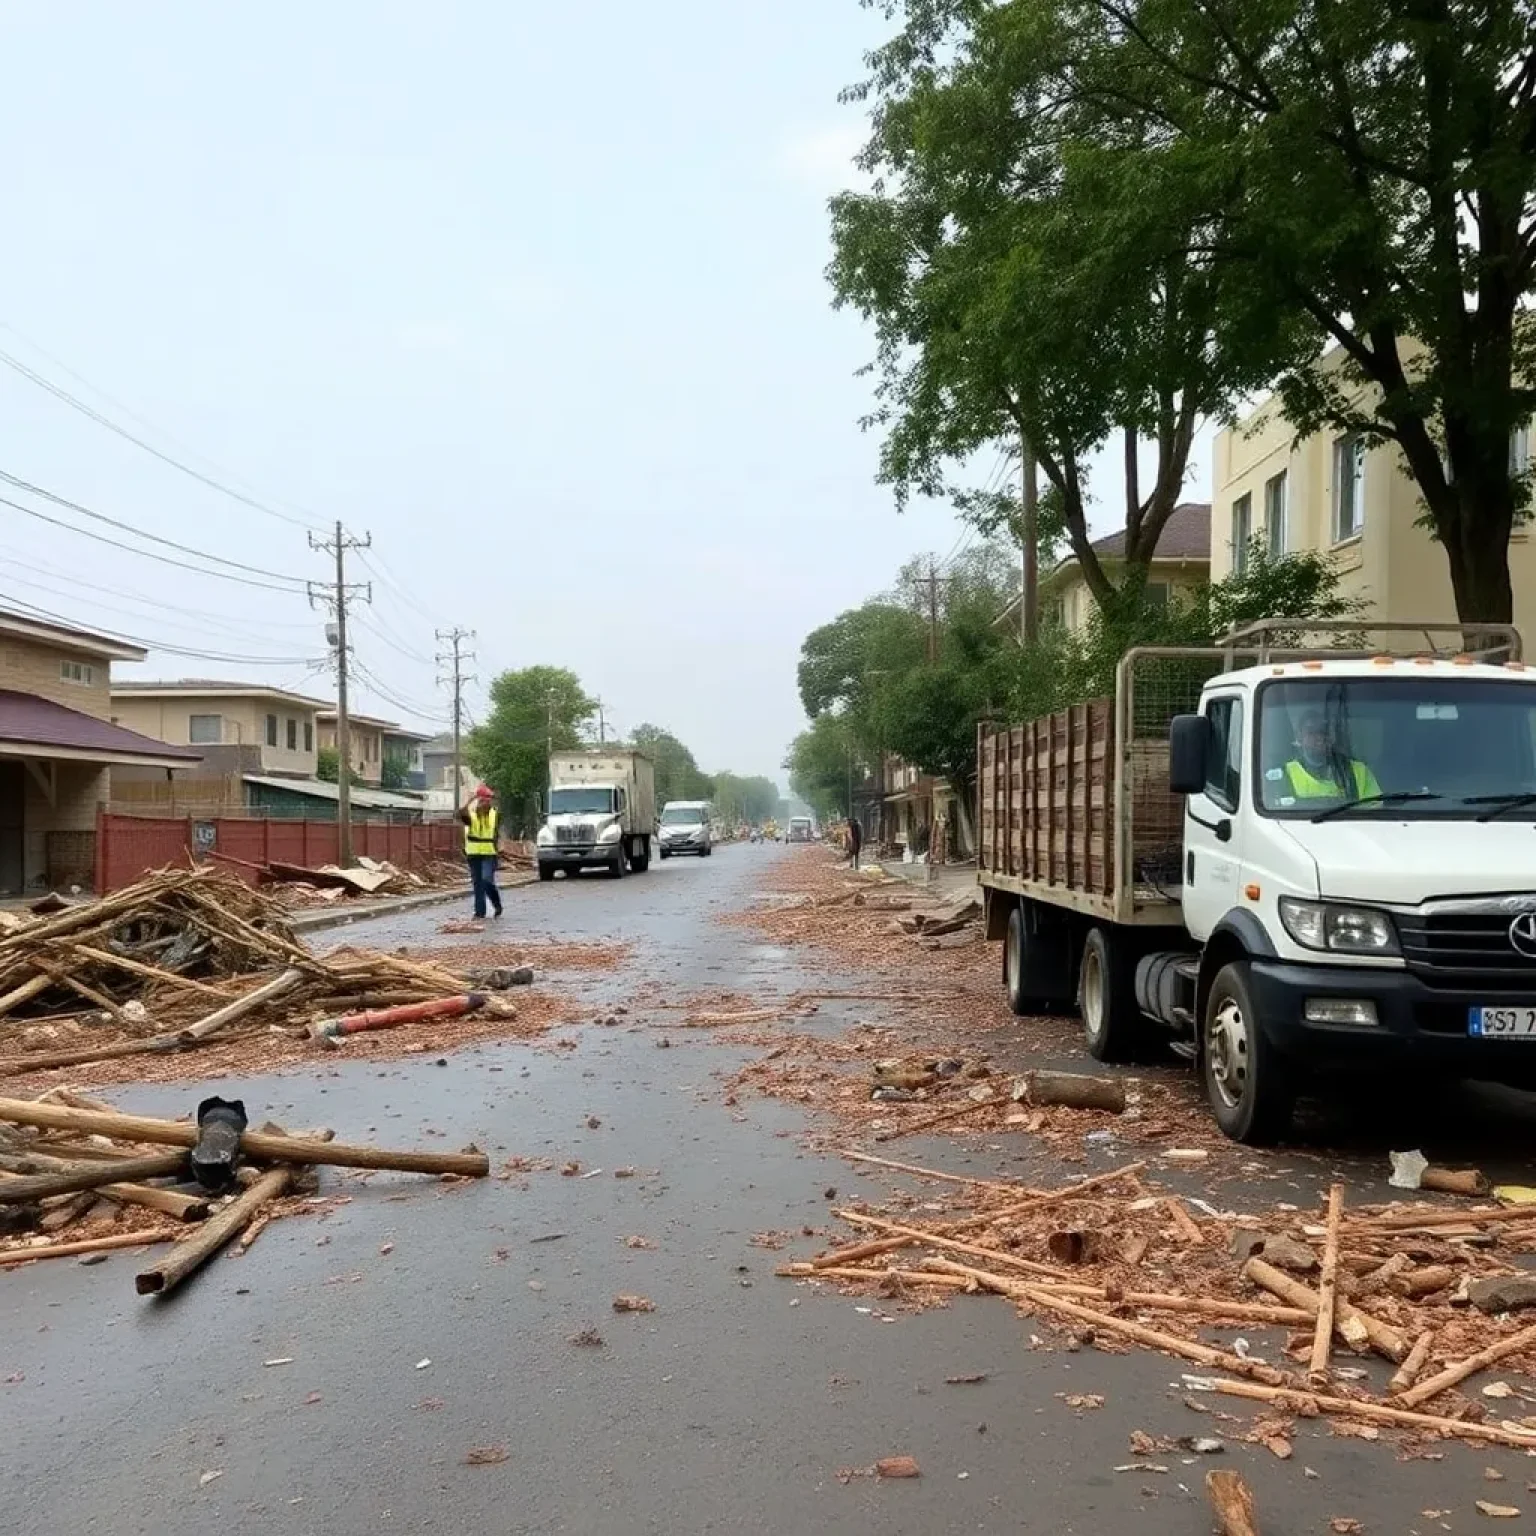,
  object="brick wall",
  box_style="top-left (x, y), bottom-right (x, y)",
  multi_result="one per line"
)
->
top-left (24, 763), bottom-right (106, 887)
